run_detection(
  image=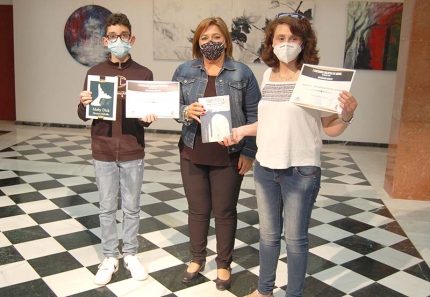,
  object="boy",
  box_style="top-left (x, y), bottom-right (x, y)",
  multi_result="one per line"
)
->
top-left (77, 13), bottom-right (157, 285)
